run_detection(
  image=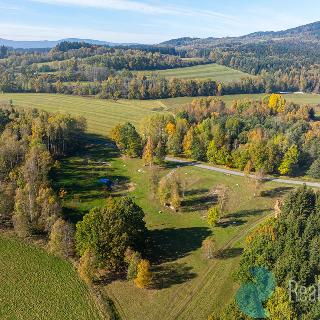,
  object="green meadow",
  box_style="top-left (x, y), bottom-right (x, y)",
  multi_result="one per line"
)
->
top-left (1, 92), bottom-right (319, 136)
top-left (136, 63), bottom-right (254, 83)
top-left (0, 235), bottom-right (103, 320)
